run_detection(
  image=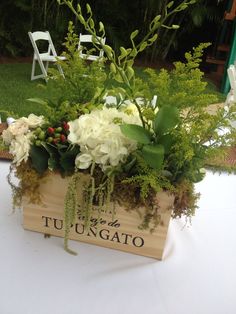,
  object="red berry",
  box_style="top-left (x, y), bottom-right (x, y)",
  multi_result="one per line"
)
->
top-left (52, 138), bottom-right (59, 145)
top-left (60, 134), bottom-right (67, 143)
top-left (62, 122), bottom-right (69, 131)
top-left (47, 127), bottom-right (55, 135)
